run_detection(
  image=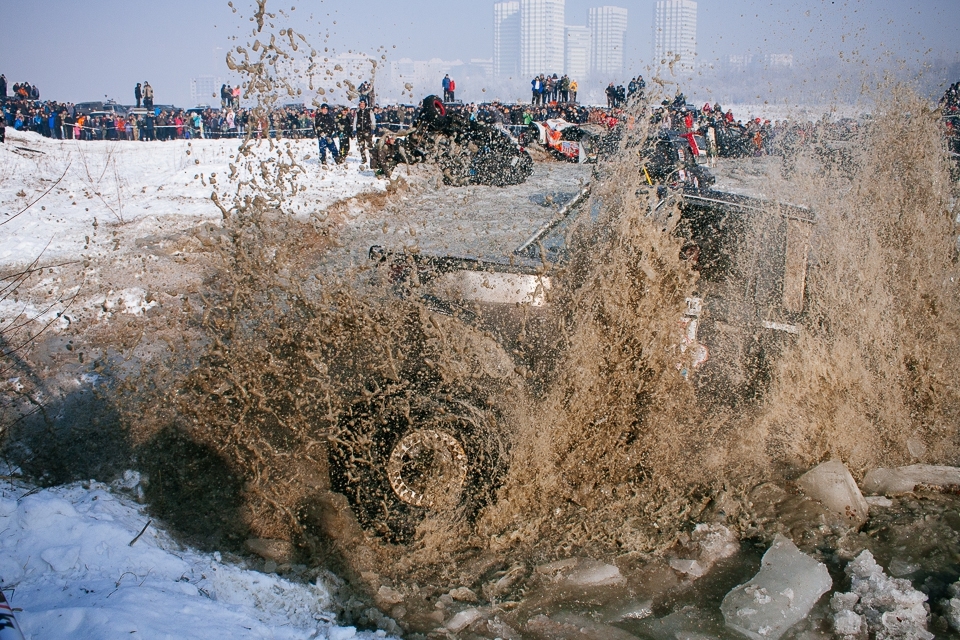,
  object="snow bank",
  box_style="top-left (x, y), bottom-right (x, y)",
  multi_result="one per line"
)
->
top-left (0, 480), bottom-right (393, 639)
top-left (0, 130), bottom-right (385, 269)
